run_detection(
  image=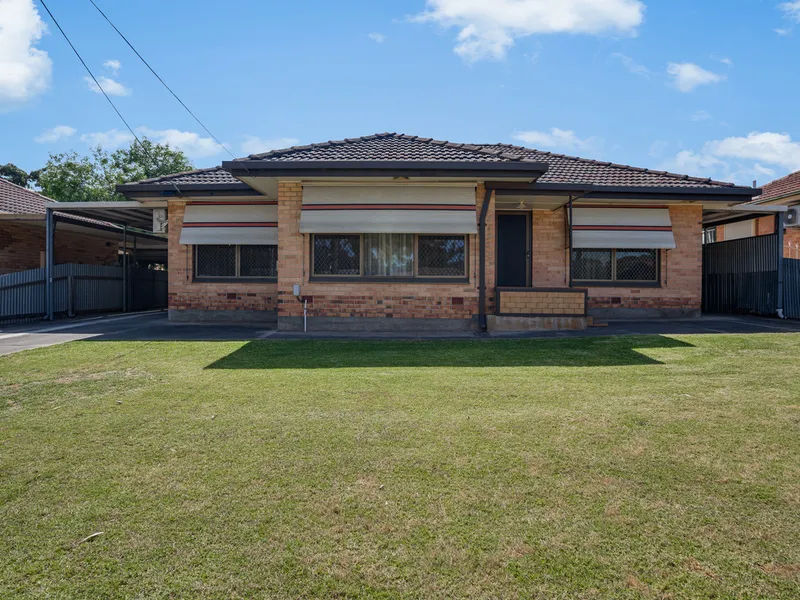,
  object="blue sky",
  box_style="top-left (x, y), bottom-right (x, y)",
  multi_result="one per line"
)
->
top-left (1, 0), bottom-right (799, 186)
